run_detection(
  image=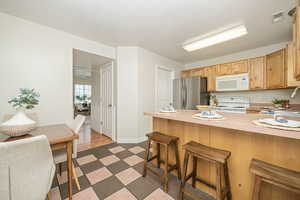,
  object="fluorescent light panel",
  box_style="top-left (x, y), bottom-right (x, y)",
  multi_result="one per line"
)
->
top-left (183, 25), bottom-right (248, 52)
